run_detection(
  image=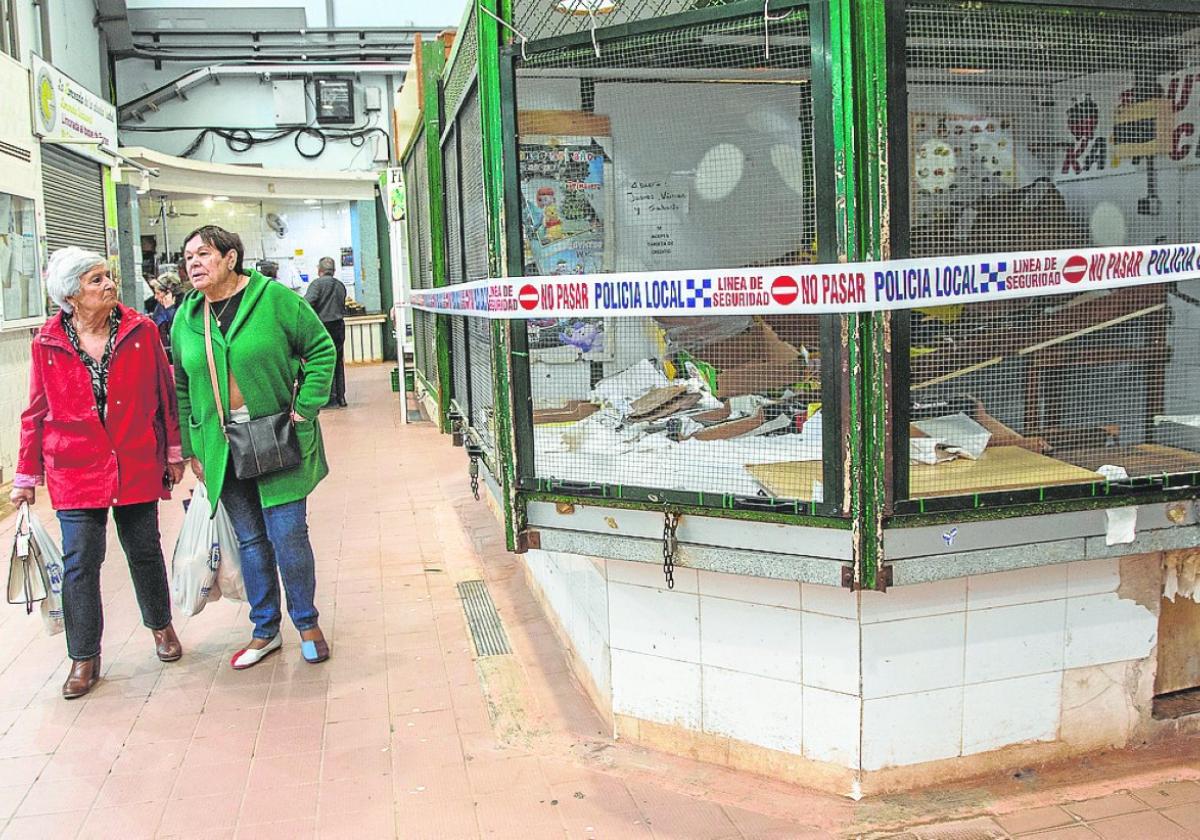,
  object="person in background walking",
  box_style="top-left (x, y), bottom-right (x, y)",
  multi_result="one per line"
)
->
top-left (305, 257), bottom-right (348, 408)
top-left (150, 271), bottom-right (190, 355)
top-left (173, 226), bottom-right (336, 668)
top-left (12, 247), bottom-right (185, 699)
top-left (256, 260), bottom-right (279, 280)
